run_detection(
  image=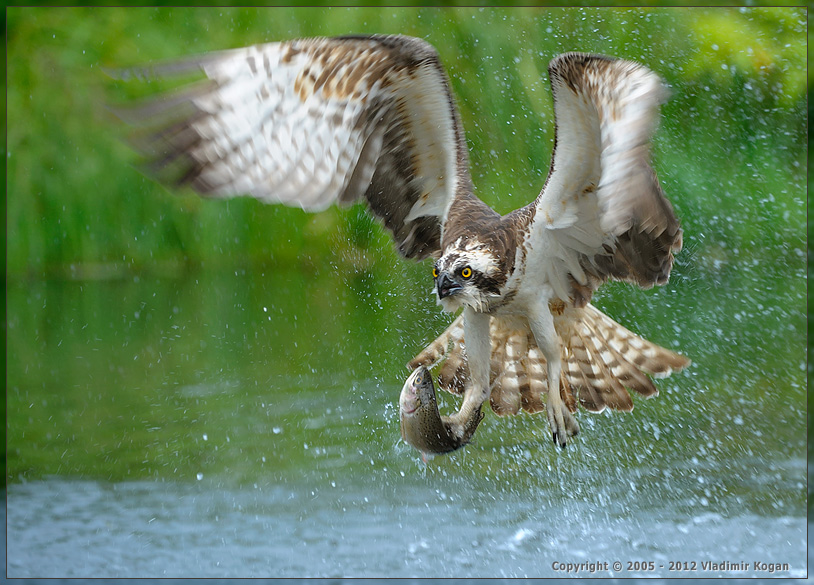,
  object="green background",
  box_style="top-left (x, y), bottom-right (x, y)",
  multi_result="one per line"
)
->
top-left (5, 7), bottom-right (807, 519)
top-left (7, 7), bottom-right (806, 276)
